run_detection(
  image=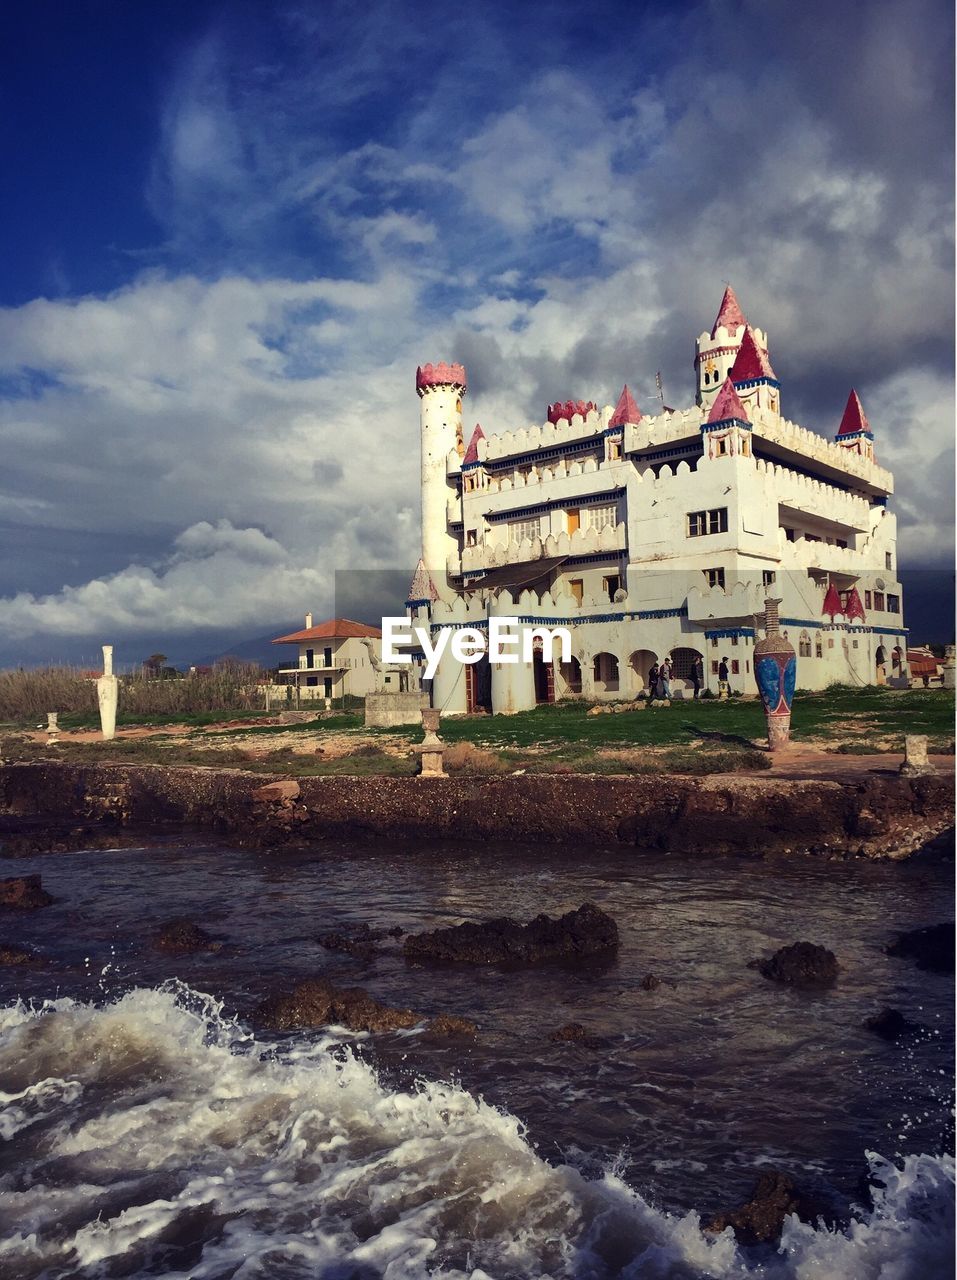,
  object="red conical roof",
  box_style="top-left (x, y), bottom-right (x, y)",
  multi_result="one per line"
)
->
top-left (407, 558), bottom-right (439, 604)
top-left (609, 384), bottom-right (641, 428)
top-left (730, 326), bottom-right (777, 382)
top-left (463, 423), bottom-right (485, 465)
top-left (844, 586), bottom-right (866, 623)
top-left (837, 389), bottom-right (870, 436)
top-left (711, 285), bottom-right (747, 339)
top-left (822, 582), bottom-right (843, 618)
top-left (707, 376), bottom-right (750, 424)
